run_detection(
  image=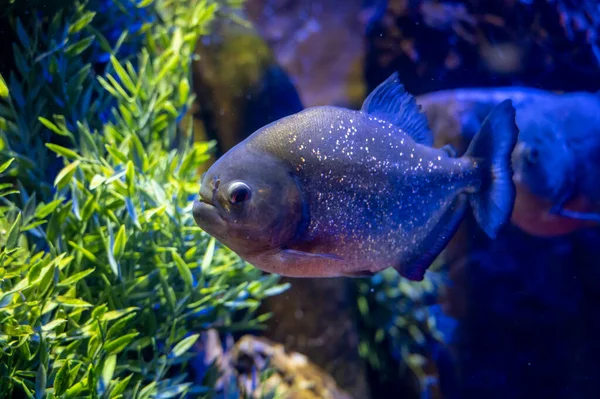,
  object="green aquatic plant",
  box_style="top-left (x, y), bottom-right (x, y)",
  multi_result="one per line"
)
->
top-left (0, 0), bottom-right (288, 397)
top-left (355, 267), bottom-right (449, 391)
